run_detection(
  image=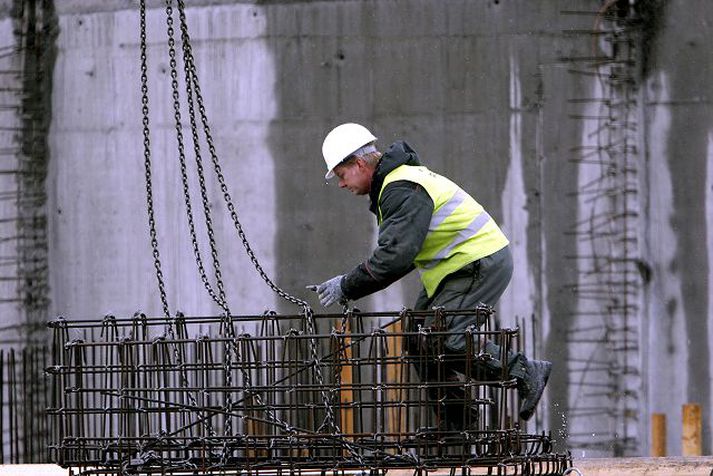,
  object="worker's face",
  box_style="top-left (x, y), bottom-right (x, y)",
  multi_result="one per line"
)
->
top-left (334, 157), bottom-right (373, 195)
